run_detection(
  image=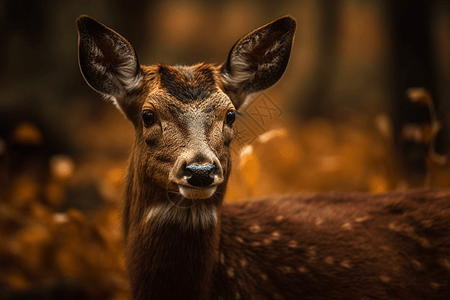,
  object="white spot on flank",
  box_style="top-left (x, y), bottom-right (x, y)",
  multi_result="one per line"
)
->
top-left (418, 237), bottom-right (431, 249)
top-left (240, 259), bottom-right (247, 268)
top-left (355, 216), bottom-right (370, 223)
top-left (411, 259), bottom-right (423, 271)
top-left (275, 215), bottom-right (284, 222)
top-left (288, 240), bottom-right (297, 248)
top-left (430, 282), bottom-right (441, 290)
top-left (315, 218), bottom-right (323, 226)
top-left (441, 258), bottom-right (450, 272)
top-left (388, 222), bottom-right (397, 230)
top-left (263, 238), bottom-right (271, 245)
top-left (236, 236), bottom-right (244, 243)
top-left (251, 241), bottom-right (261, 247)
top-left (261, 272), bottom-right (268, 281)
top-left (249, 224), bottom-right (261, 233)
top-left (340, 260), bottom-right (352, 269)
top-left (298, 266), bottom-right (308, 273)
top-left (220, 253), bottom-right (225, 265)
top-left (342, 222), bottom-right (352, 230)
top-left (271, 231), bottom-right (280, 239)
top-left (227, 267), bottom-right (234, 278)
top-left (380, 275), bottom-right (391, 283)
top-left (325, 256), bottom-right (334, 265)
